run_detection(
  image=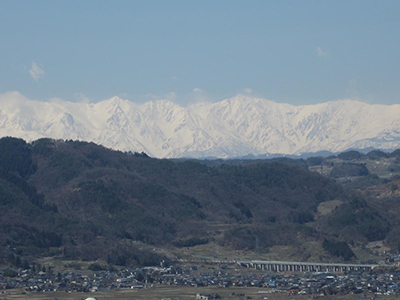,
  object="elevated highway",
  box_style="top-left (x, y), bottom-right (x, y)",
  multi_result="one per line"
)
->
top-left (238, 259), bottom-right (380, 272)
top-left (192, 255), bottom-right (384, 273)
